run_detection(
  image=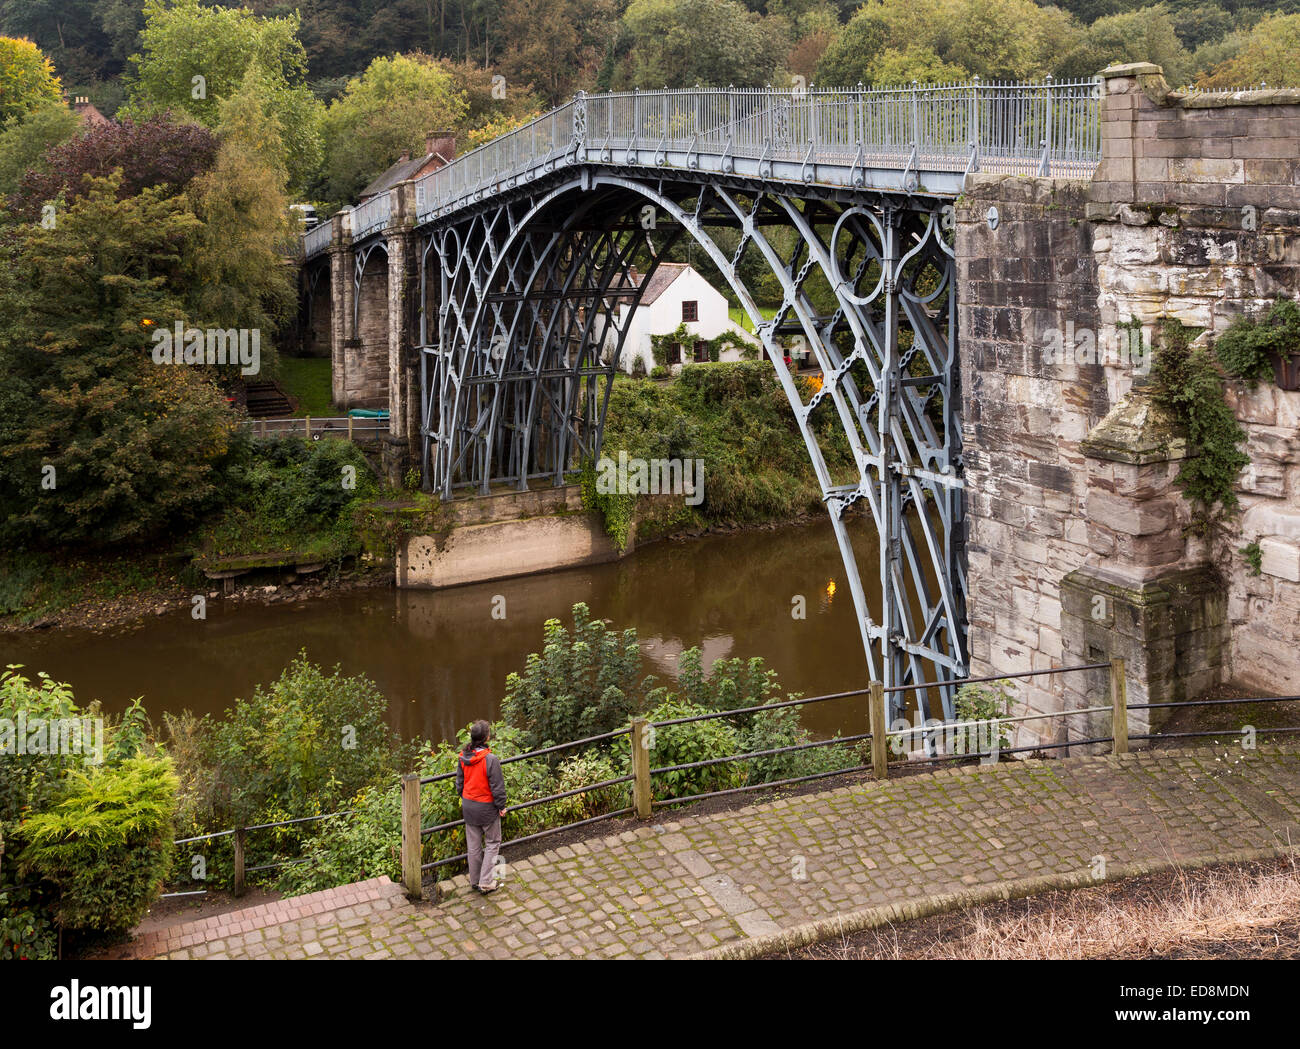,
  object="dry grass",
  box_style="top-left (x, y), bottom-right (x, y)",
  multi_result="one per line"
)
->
top-left (798, 856), bottom-right (1300, 960)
